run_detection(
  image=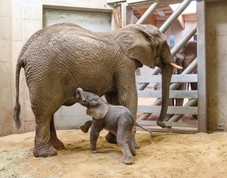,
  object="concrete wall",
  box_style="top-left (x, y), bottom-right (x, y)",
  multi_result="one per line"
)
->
top-left (0, 0), bottom-right (13, 136)
top-left (0, 0), bottom-right (113, 136)
top-left (206, 0), bottom-right (227, 131)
